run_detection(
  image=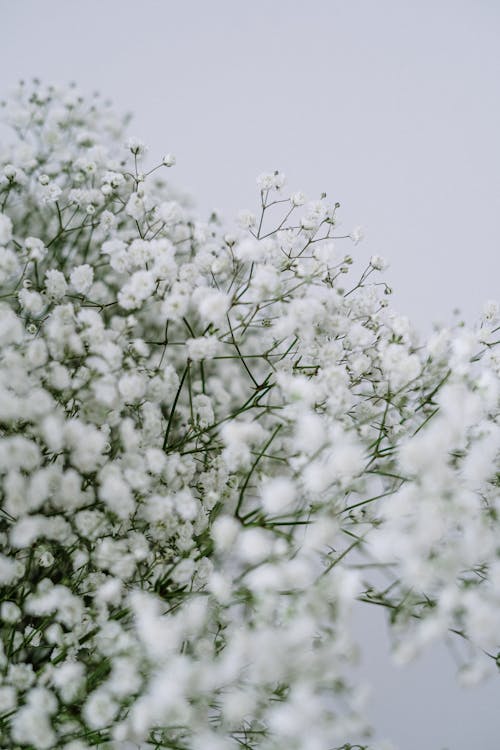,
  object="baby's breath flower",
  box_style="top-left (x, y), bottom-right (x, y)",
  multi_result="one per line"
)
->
top-left (350, 225), bottom-right (364, 244)
top-left (0, 213), bottom-right (13, 244)
top-left (370, 253), bottom-right (388, 270)
top-left (290, 190), bottom-right (306, 206)
top-left (25, 236), bottom-right (47, 261)
top-left (0, 80), bottom-right (498, 750)
top-left (45, 269), bottom-right (67, 300)
top-left (18, 288), bottom-right (44, 315)
top-left (125, 136), bottom-right (147, 157)
top-left (236, 208), bottom-right (257, 229)
top-left (185, 335), bottom-right (219, 361)
top-left (70, 264), bottom-right (94, 295)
